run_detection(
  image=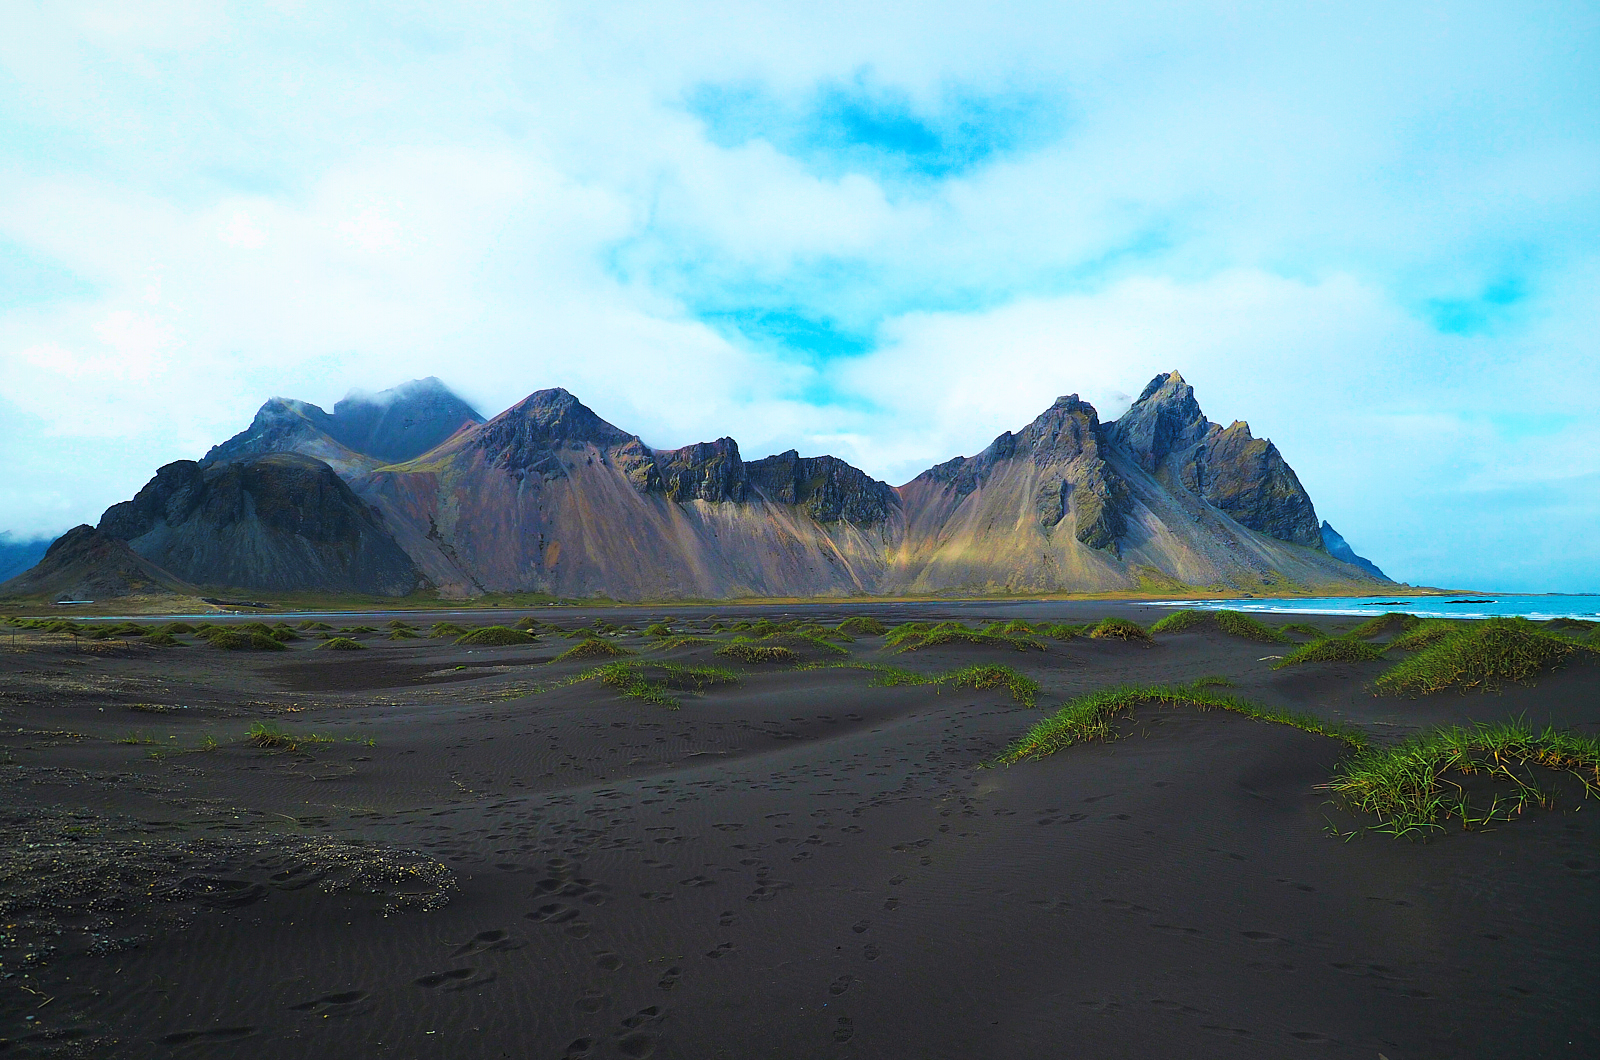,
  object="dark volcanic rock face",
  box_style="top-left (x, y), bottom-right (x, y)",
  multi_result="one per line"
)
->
top-left (1321, 521), bottom-right (1388, 580)
top-left (652, 438), bottom-right (748, 503)
top-left (475, 388), bottom-right (654, 484)
top-left (99, 454), bottom-right (426, 596)
top-left (0, 525), bottom-right (195, 600)
top-left (747, 450), bottom-right (901, 526)
top-left (1109, 371), bottom-right (1322, 547)
top-left (909, 395), bottom-right (1129, 550)
top-left (204, 378), bottom-right (483, 472)
top-left (317, 377), bottom-right (483, 463)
